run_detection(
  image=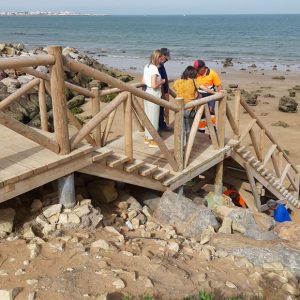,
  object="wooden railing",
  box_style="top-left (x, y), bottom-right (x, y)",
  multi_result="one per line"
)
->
top-left (226, 90), bottom-right (300, 200)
